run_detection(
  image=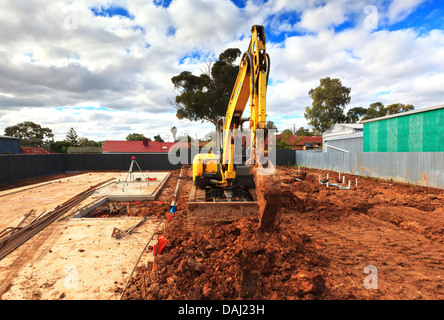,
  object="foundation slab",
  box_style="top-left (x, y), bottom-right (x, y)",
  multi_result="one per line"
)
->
top-left (92, 172), bottom-right (171, 201)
